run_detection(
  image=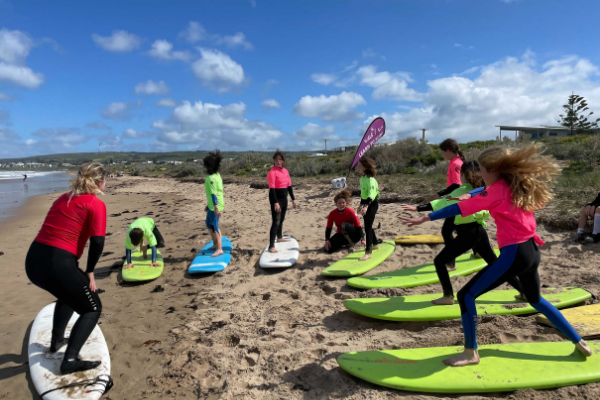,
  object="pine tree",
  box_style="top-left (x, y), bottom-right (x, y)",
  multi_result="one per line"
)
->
top-left (557, 93), bottom-right (600, 135)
